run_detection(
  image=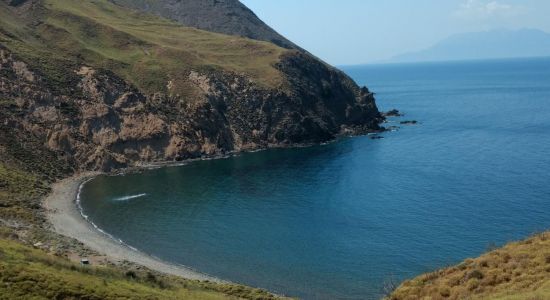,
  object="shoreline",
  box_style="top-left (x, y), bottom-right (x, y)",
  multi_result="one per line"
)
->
top-left (42, 129), bottom-right (388, 291)
top-left (44, 171), bottom-right (223, 282)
